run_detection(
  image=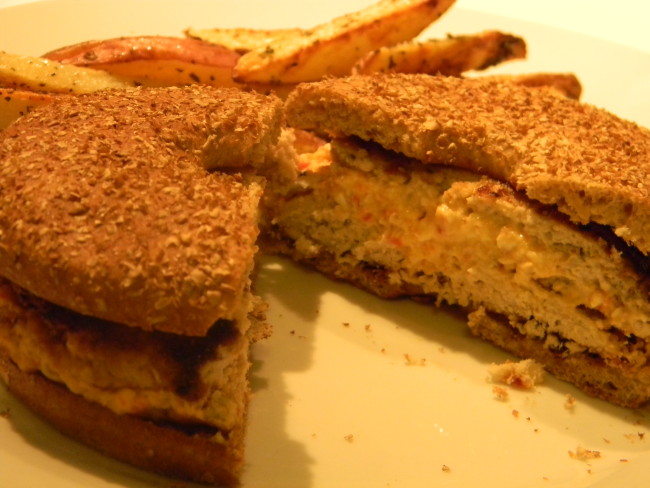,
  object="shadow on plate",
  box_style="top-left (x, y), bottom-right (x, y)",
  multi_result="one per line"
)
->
top-left (253, 255), bottom-right (650, 458)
